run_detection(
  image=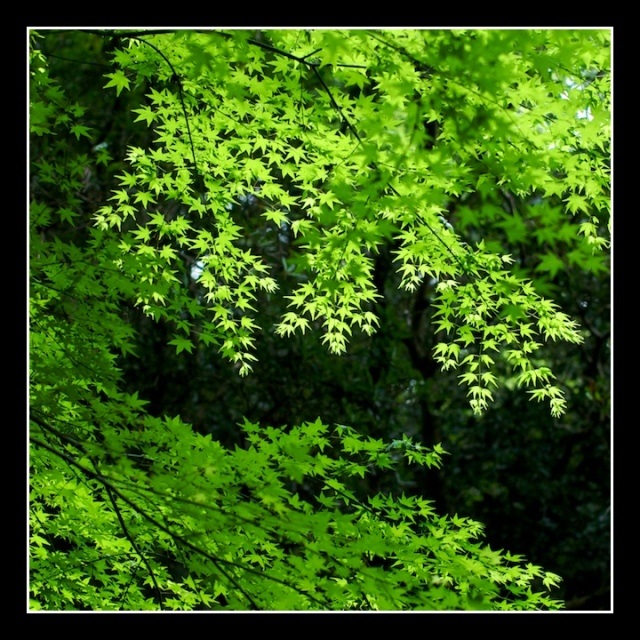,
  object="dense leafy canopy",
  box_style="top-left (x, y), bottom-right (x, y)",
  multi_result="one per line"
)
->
top-left (29, 28), bottom-right (610, 611)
